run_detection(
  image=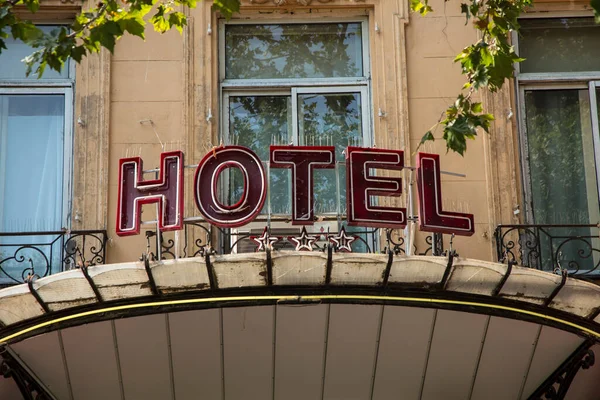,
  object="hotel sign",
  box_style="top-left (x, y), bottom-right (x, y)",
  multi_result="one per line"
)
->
top-left (116, 146), bottom-right (474, 237)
